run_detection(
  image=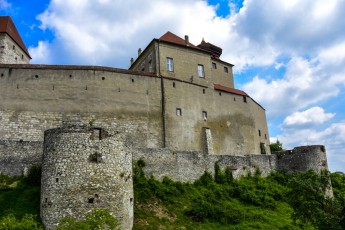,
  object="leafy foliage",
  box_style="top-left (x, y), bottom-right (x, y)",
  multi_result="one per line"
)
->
top-left (56, 209), bottom-right (120, 230)
top-left (270, 140), bottom-right (283, 152)
top-left (23, 165), bottom-right (42, 186)
top-left (0, 213), bottom-right (42, 230)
